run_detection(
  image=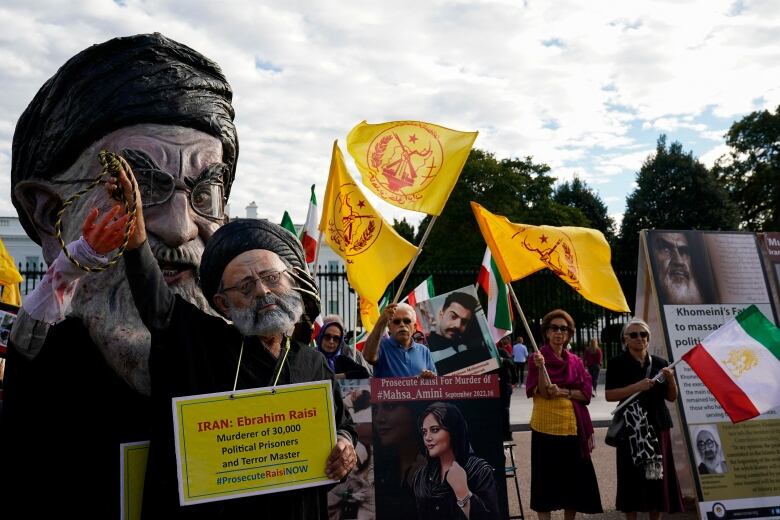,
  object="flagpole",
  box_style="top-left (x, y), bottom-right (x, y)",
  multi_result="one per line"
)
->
top-left (352, 289), bottom-right (358, 349)
top-left (610, 358), bottom-right (684, 415)
top-left (391, 216), bottom-right (437, 304)
top-left (312, 231), bottom-right (323, 273)
top-left (507, 283), bottom-right (551, 386)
